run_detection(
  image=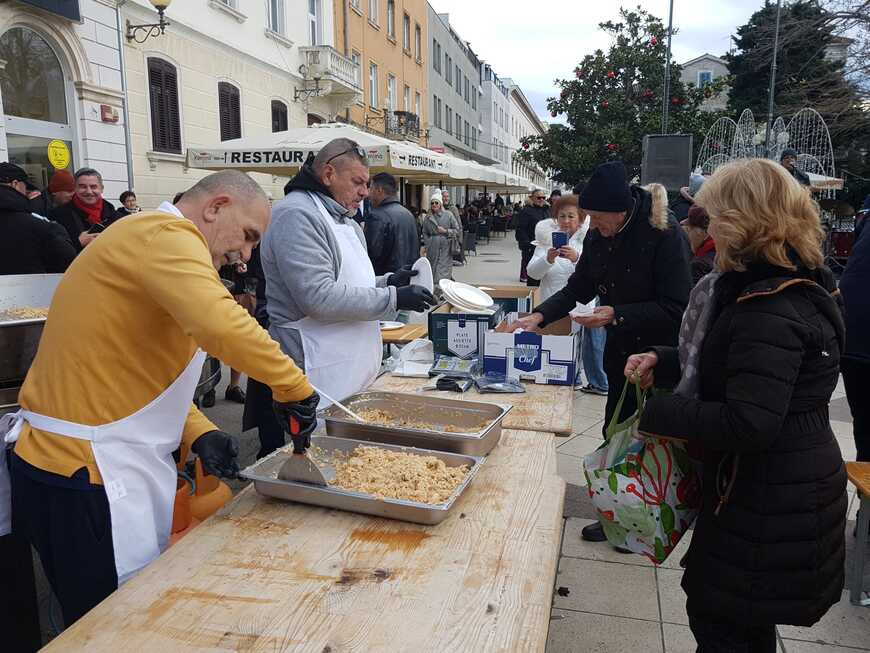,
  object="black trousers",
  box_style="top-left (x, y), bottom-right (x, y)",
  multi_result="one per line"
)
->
top-left (11, 459), bottom-right (118, 629)
top-left (0, 533), bottom-right (42, 652)
top-left (519, 245), bottom-right (534, 280)
top-left (841, 356), bottom-right (870, 462)
top-left (689, 613), bottom-right (777, 653)
top-left (244, 377), bottom-right (285, 459)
